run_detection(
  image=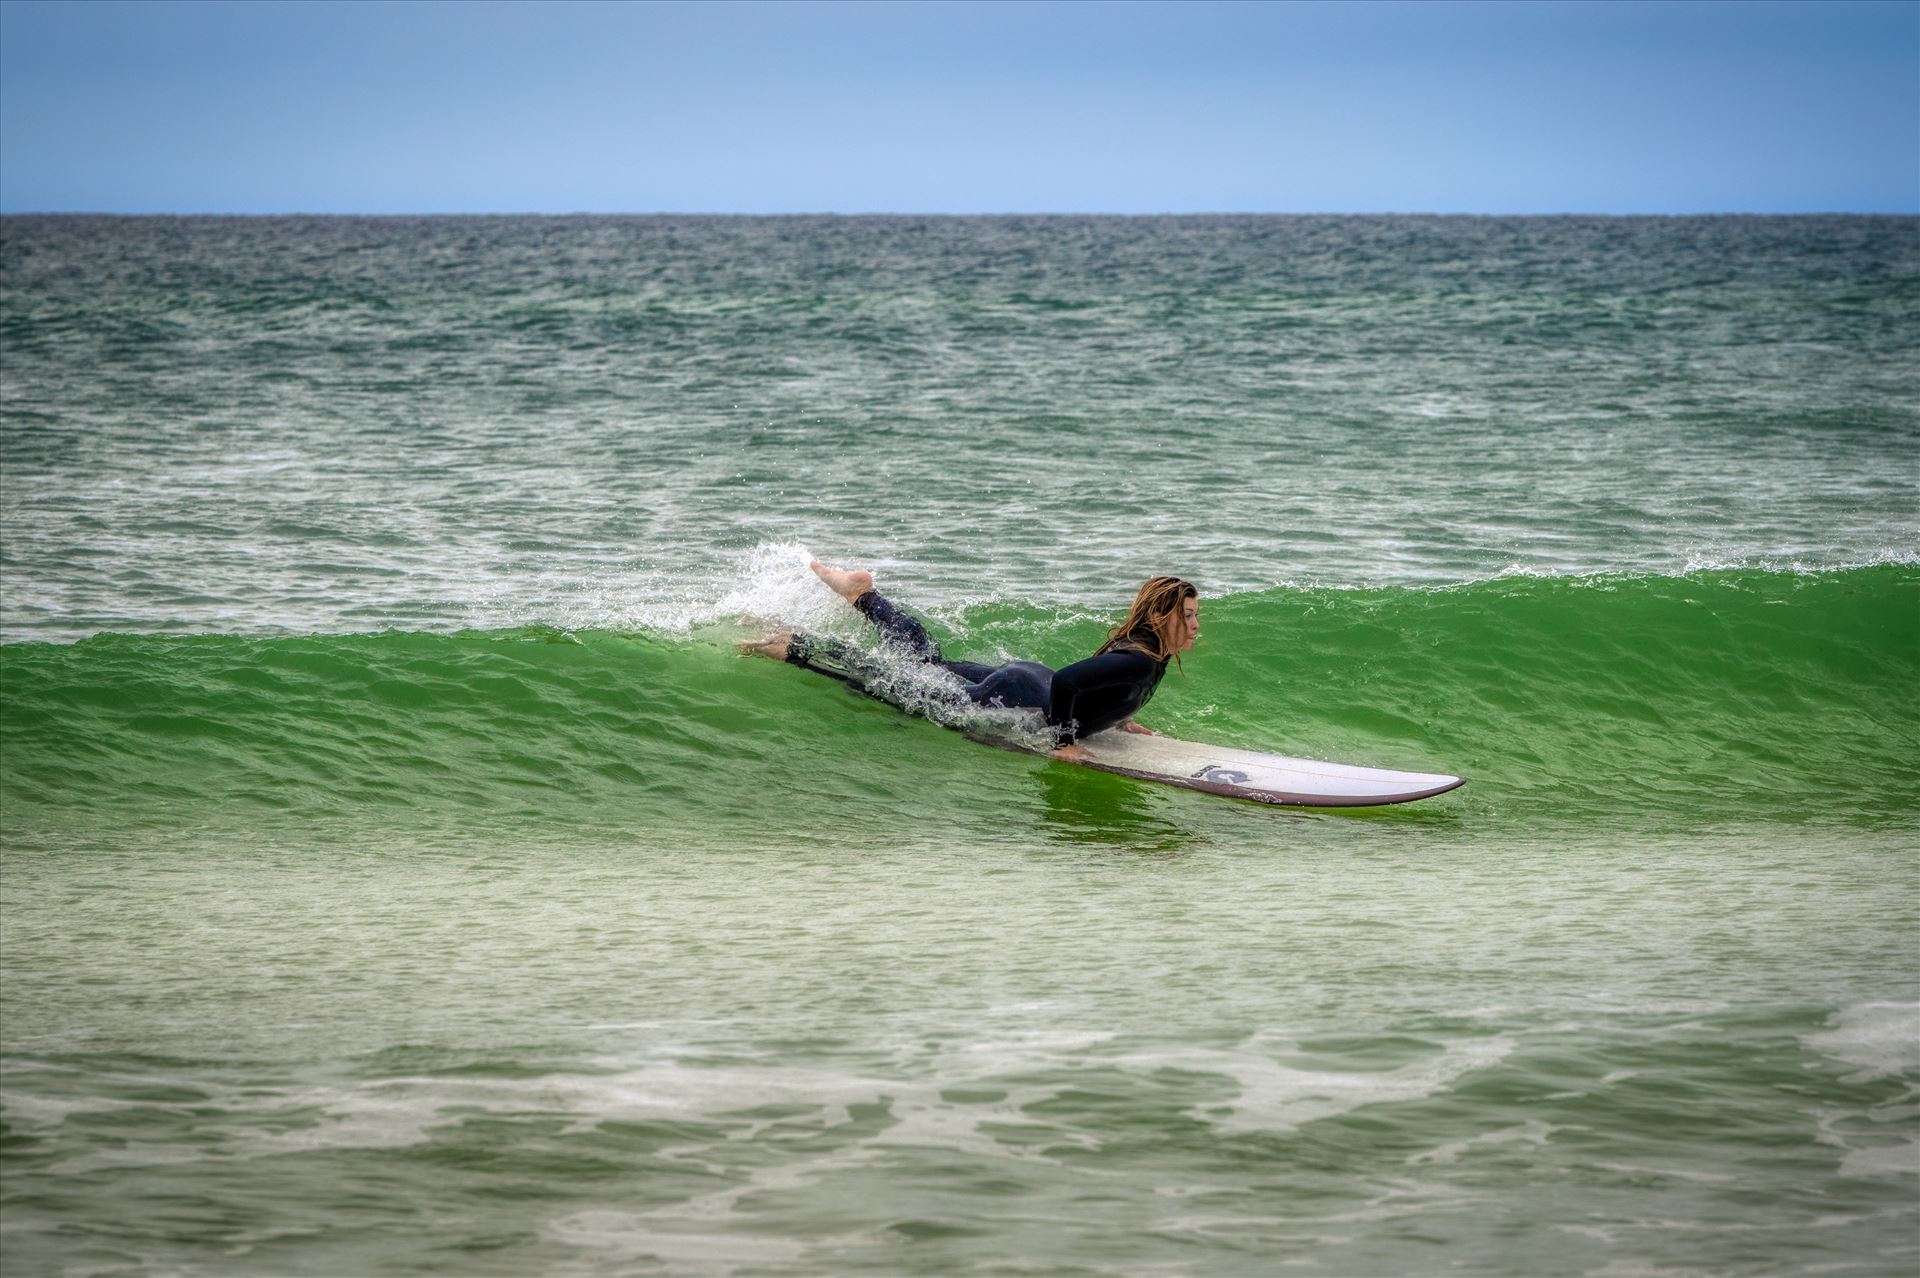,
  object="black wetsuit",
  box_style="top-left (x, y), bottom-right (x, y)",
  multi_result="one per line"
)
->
top-left (786, 591), bottom-right (1168, 745)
